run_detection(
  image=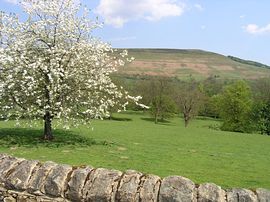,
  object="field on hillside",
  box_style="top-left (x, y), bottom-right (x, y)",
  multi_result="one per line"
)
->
top-left (0, 111), bottom-right (270, 189)
top-left (116, 49), bottom-right (270, 80)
